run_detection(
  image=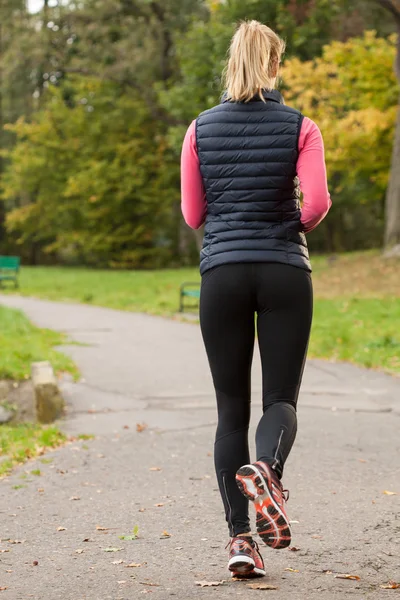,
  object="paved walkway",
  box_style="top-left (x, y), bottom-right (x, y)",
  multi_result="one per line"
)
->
top-left (0, 295), bottom-right (399, 599)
